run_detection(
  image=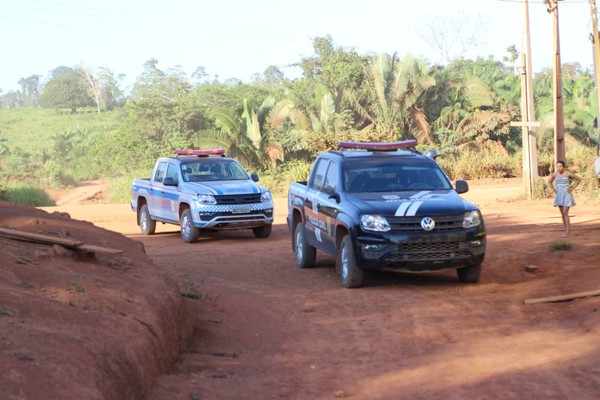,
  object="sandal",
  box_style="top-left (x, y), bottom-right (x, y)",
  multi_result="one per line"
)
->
top-left (561, 232), bottom-right (569, 238)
